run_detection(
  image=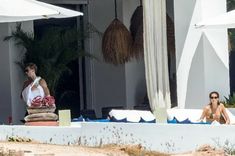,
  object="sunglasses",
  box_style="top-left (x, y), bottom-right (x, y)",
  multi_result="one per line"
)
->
top-left (210, 96), bottom-right (218, 99)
